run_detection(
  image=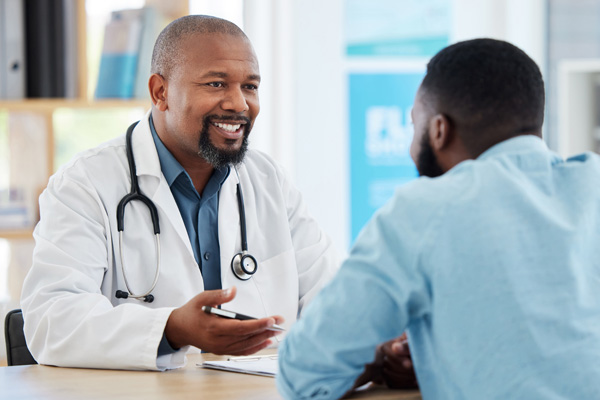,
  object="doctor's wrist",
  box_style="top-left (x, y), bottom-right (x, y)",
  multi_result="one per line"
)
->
top-left (164, 308), bottom-right (187, 350)
top-left (158, 332), bottom-right (179, 355)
